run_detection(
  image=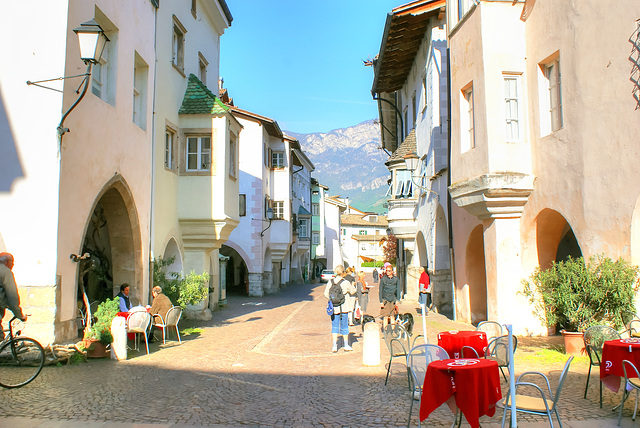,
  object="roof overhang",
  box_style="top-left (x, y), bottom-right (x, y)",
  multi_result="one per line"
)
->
top-left (371, 0), bottom-right (445, 94)
top-left (230, 106), bottom-right (283, 138)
